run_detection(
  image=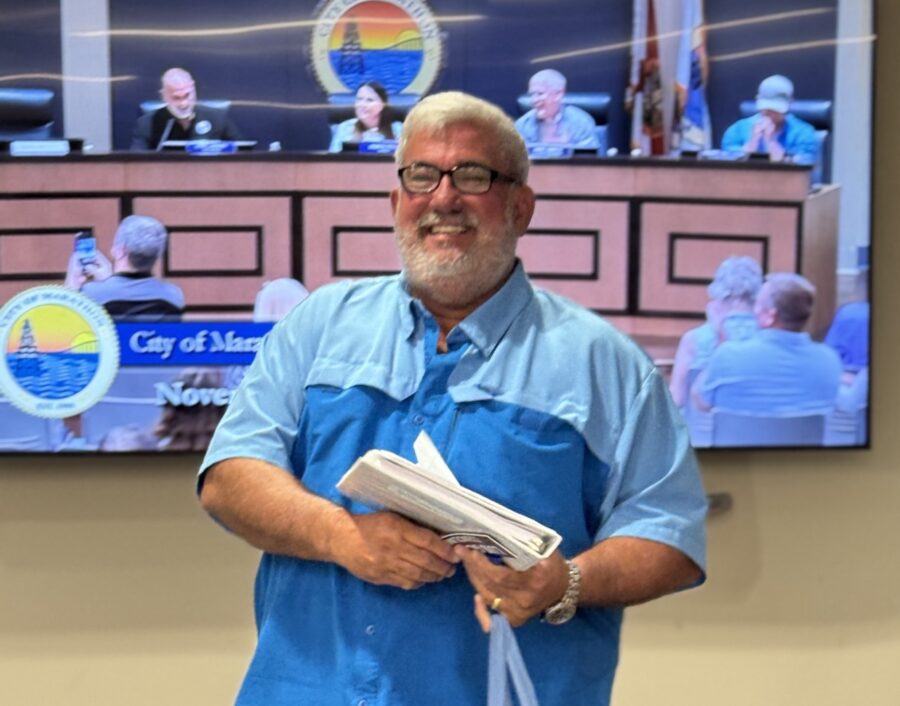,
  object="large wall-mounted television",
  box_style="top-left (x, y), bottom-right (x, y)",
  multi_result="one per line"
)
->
top-left (0, 0), bottom-right (872, 452)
